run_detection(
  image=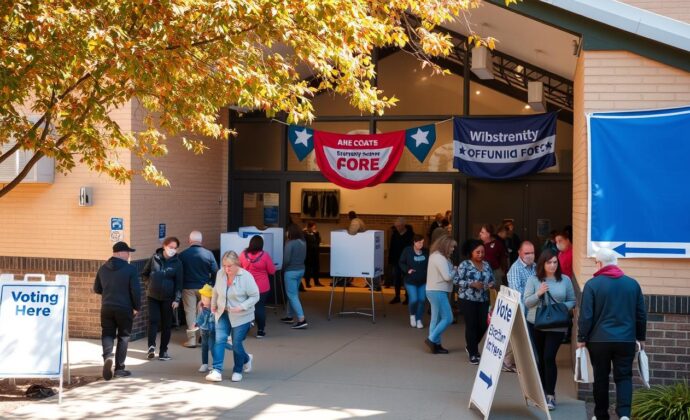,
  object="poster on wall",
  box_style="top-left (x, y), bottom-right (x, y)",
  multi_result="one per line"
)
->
top-left (453, 113), bottom-right (557, 179)
top-left (588, 105), bottom-right (690, 258)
